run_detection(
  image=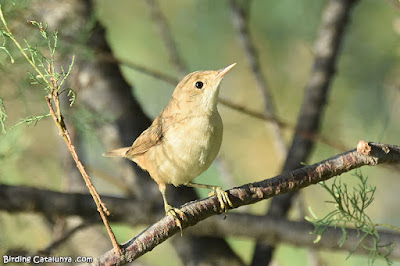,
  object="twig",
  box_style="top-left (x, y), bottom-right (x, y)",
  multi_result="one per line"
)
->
top-left (145, 0), bottom-right (187, 77)
top-left (229, 0), bottom-right (287, 157)
top-left (45, 95), bottom-right (121, 256)
top-left (219, 97), bottom-right (349, 152)
top-left (38, 221), bottom-right (95, 256)
top-left (0, 7), bottom-right (122, 256)
top-left (252, 0), bottom-right (360, 264)
top-left (95, 48), bottom-right (349, 153)
top-left (95, 142), bottom-right (400, 264)
top-left (96, 50), bottom-right (180, 85)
